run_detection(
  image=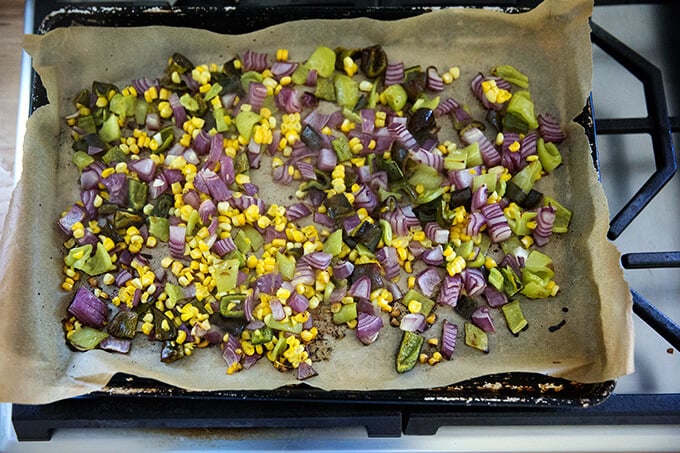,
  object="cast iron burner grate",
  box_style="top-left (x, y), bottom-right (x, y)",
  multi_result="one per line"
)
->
top-left (11, 0), bottom-right (680, 440)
